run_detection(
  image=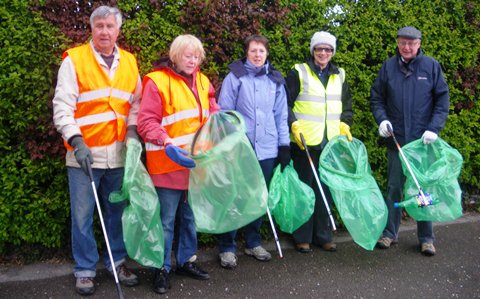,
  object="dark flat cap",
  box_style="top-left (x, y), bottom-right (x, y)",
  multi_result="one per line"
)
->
top-left (397, 26), bottom-right (422, 39)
